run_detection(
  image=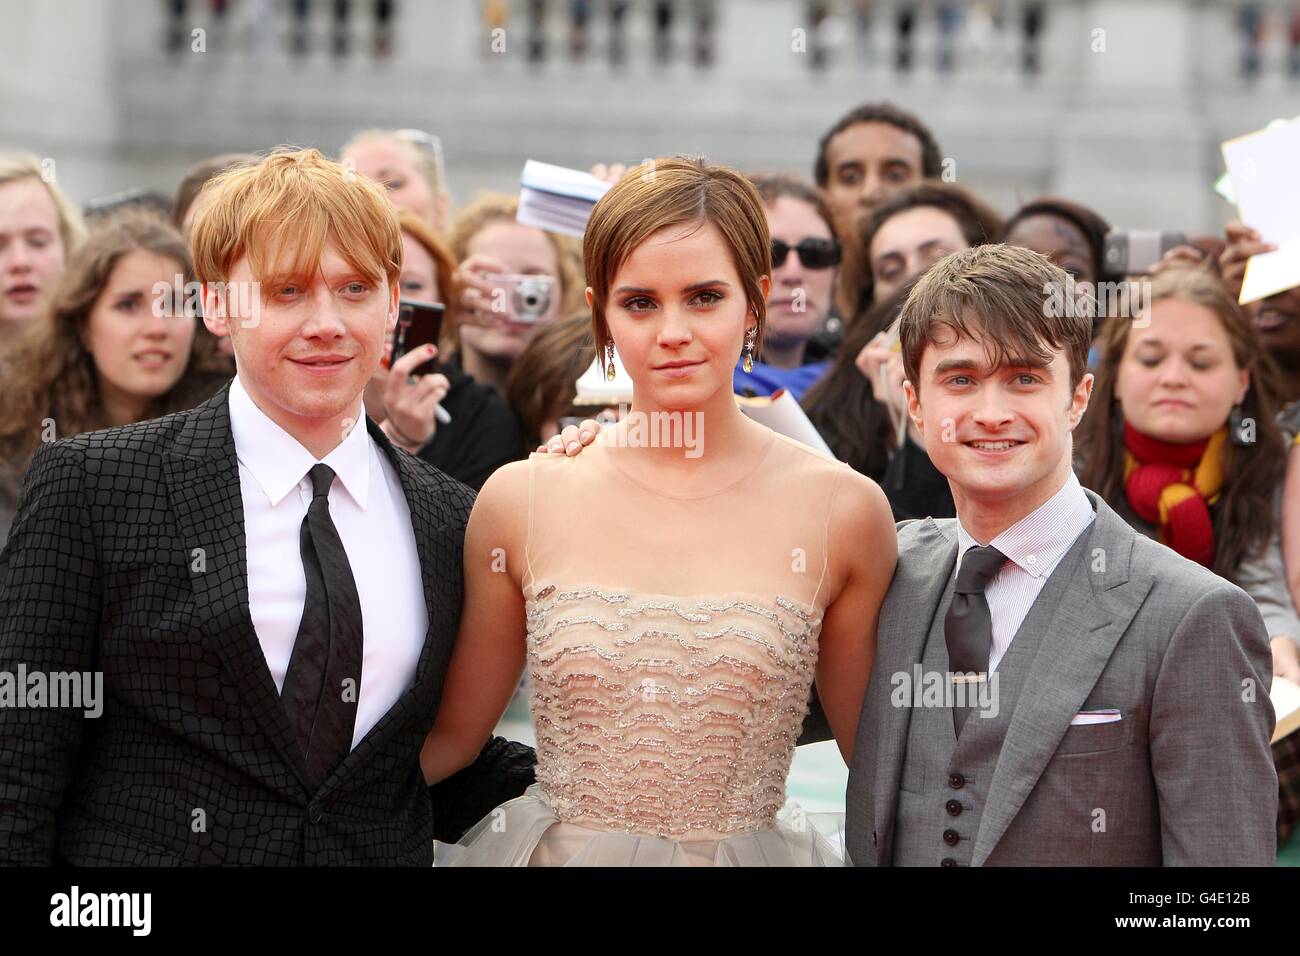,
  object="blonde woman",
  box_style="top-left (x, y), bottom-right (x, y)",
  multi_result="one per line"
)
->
top-left (0, 152), bottom-right (86, 339)
top-left (342, 128), bottom-right (450, 232)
